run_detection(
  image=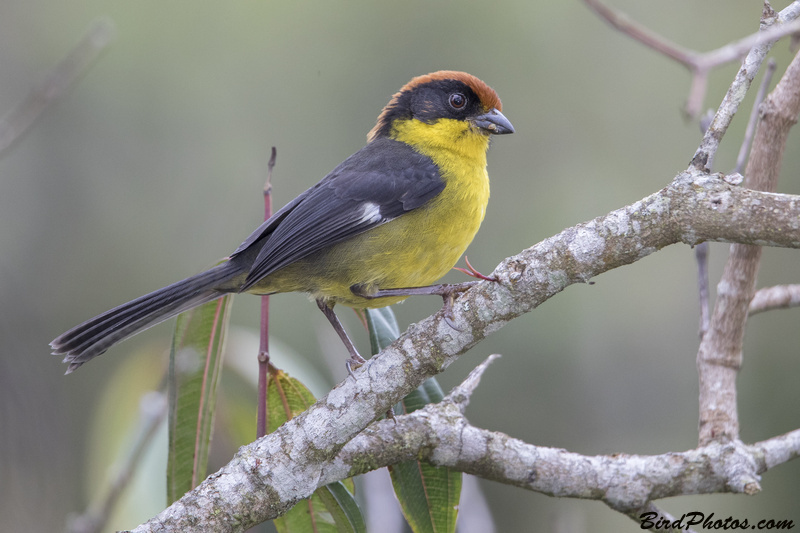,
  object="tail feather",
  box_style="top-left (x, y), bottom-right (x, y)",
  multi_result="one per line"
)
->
top-left (51, 262), bottom-right (242, 373)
